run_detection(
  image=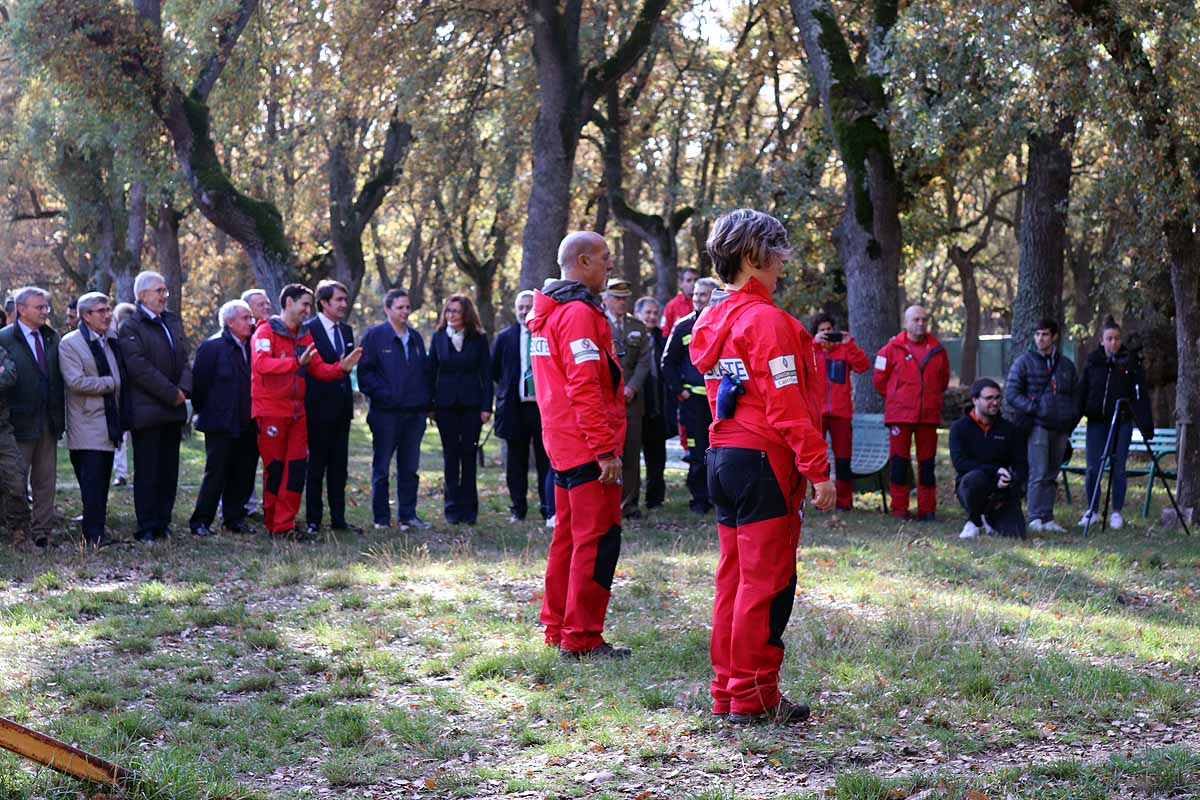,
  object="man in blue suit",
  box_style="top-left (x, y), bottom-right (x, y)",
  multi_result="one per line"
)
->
top-left (304, 280), bottom-right (360, 534)
top-left (358, 288), bottom-right (433, 530)
top-left (492, 290), bottom-right (551, 523)
top-left (189, 299), bottom-right (258, 536)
